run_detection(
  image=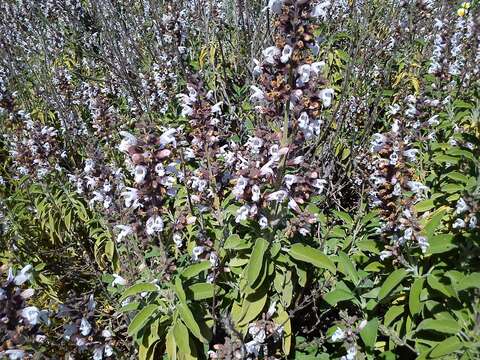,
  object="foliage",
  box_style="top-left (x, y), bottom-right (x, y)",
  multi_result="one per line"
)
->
top-left (0, 0), bottom-right (479, 359)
